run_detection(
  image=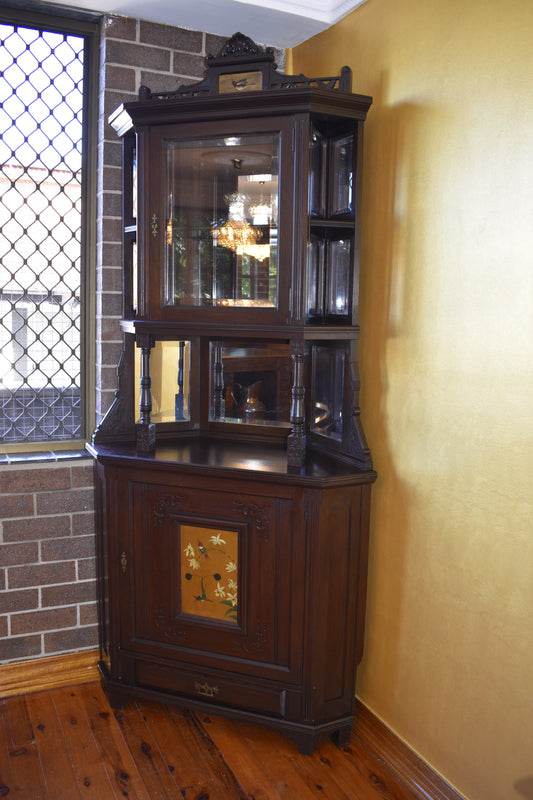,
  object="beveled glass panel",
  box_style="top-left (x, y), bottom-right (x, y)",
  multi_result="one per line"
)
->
top-left (311, 345), bottom-right (345, 441)
top-left (209, 341), bottom-right (291, 425)
top-left (330, 133), bottom-right (354, 216)
top-left (165, 133), bottom-right (279, 308)
top-left (326, 238), bottom-right (352, 317)
top-left (306, 236), bottom-right (325, 319)
top-left (180, 523), bottom-right (239, 624)
top-left (309, 127), bottom-right (325, 217)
